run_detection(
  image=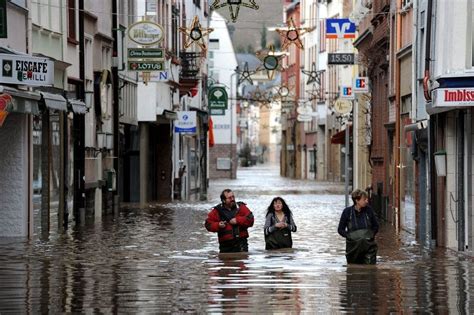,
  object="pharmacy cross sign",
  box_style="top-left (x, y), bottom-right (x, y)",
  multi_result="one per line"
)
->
top-left (210, 0), bottom-right (259, 23)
